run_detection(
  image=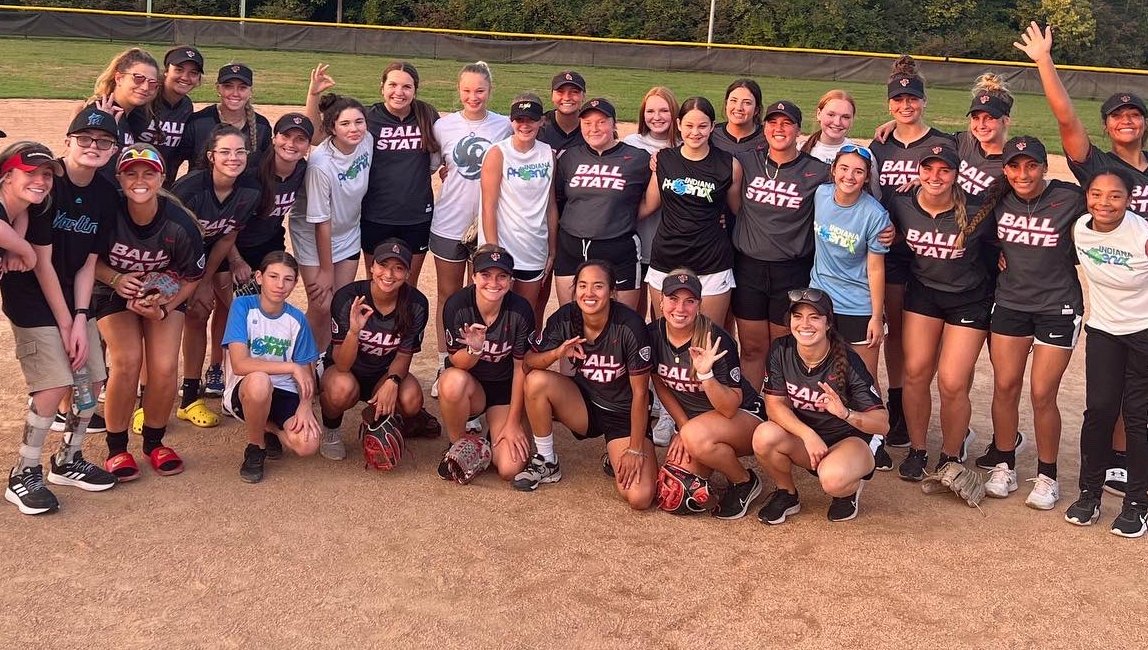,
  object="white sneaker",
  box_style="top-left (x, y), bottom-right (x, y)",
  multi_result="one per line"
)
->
top-left (320, 427), bottom-right (346, 461)
top-left (465, 417), bottom-right (483, 434)
top-left (984, 463), bottom-right (1017, 498)
top-left (649, 394), bottom-right (664, 418)
top-left (652, 411), bottom-right (676, 447)
top-left (430, 368), bottom-right (442, 399)
top-left (1025, 474), bottom-right (1060, 510)
top-left (957, 427), bottom-right (977, 463)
